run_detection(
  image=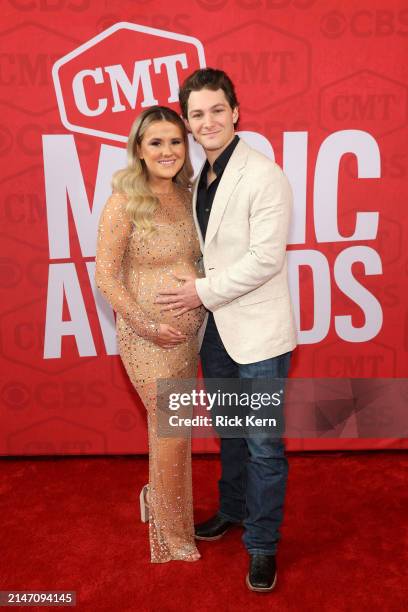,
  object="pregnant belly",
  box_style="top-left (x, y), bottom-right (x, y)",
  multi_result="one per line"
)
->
top-left (137, 263), bottom-right (206, 336)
